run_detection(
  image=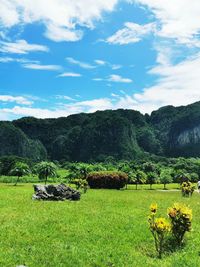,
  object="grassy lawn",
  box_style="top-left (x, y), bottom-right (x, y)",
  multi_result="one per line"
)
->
top-left (0, 184), bottom-right (200, 267)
